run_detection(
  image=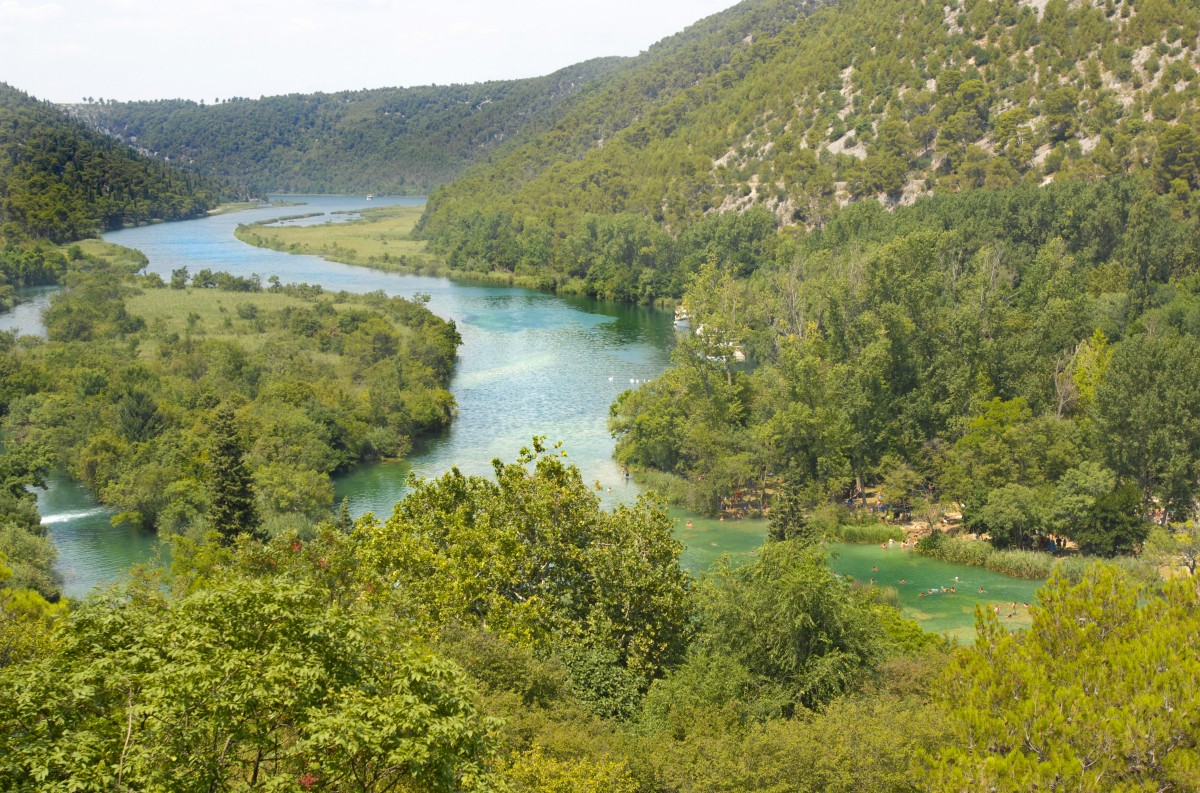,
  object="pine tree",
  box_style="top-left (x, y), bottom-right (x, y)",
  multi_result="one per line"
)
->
top-left (767, 483), bottom-right (818, 545)
top-left (206, 406), bottom-right (259, 543)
